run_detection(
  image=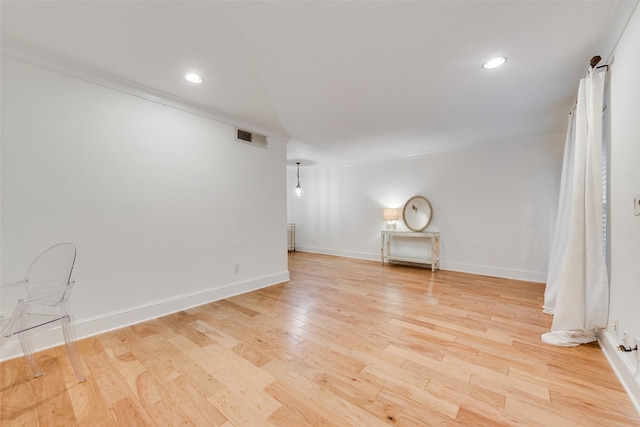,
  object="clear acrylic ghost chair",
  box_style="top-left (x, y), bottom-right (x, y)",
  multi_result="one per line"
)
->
top-left (0, 243), bottom-right (86, 382)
